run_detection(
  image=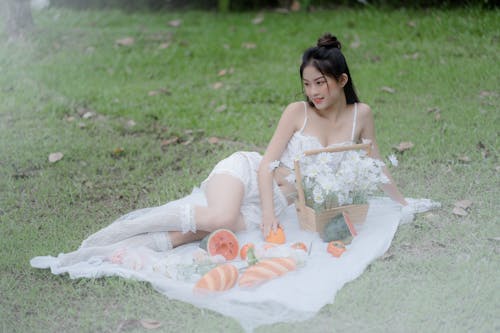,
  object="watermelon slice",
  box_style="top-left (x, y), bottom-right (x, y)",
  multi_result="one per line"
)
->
top-left (199, 229), bottom-right (239, 260)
